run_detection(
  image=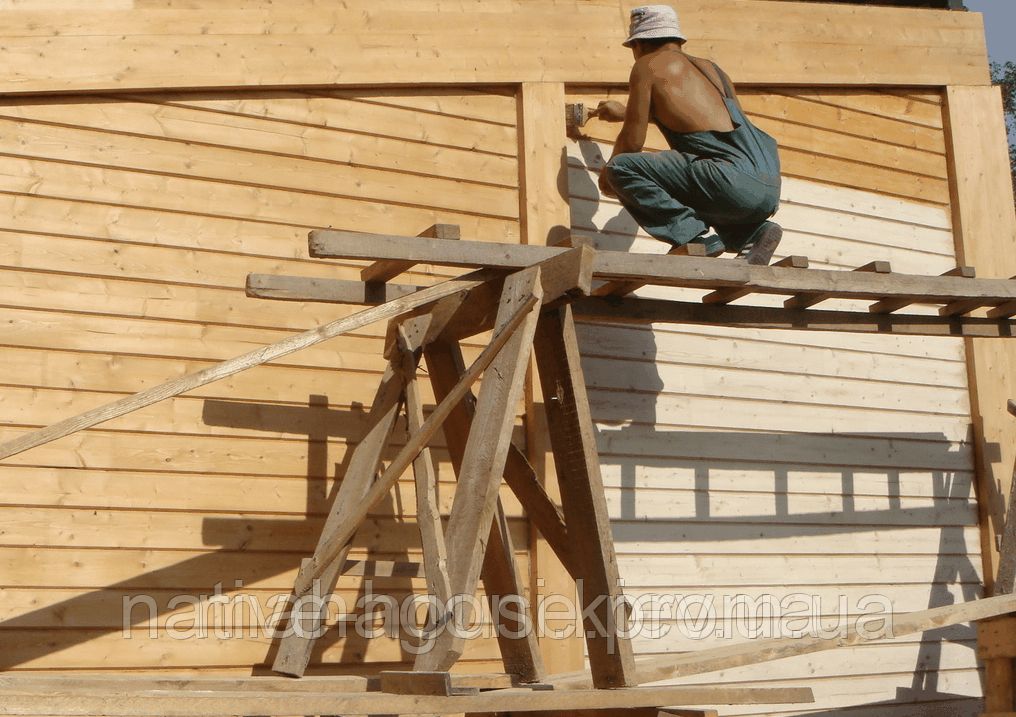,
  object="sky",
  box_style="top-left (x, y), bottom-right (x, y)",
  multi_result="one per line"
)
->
top-left (961, 0), bottom-right (1016, 68)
